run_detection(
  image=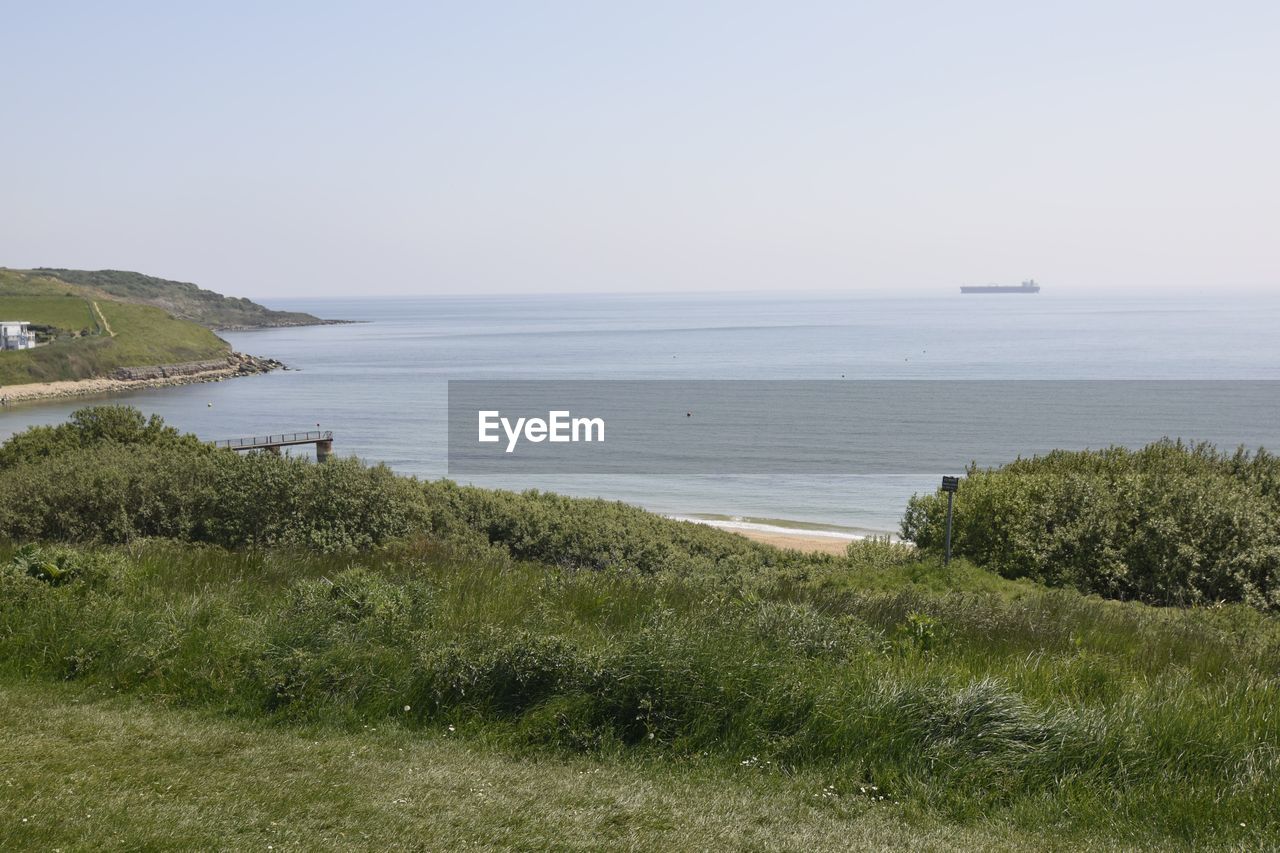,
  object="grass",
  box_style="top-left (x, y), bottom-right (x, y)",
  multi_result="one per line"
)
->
top-left (0, 680), bottom-right (1072, 852)
top-left (94, 300), bottom-right (229, 365)
top-left (0, 272), bottom-right (229, 384)
top-left (0, 294), bottom-right (96, 332)
top-left (2, 538), bottom-right (1278, 849)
